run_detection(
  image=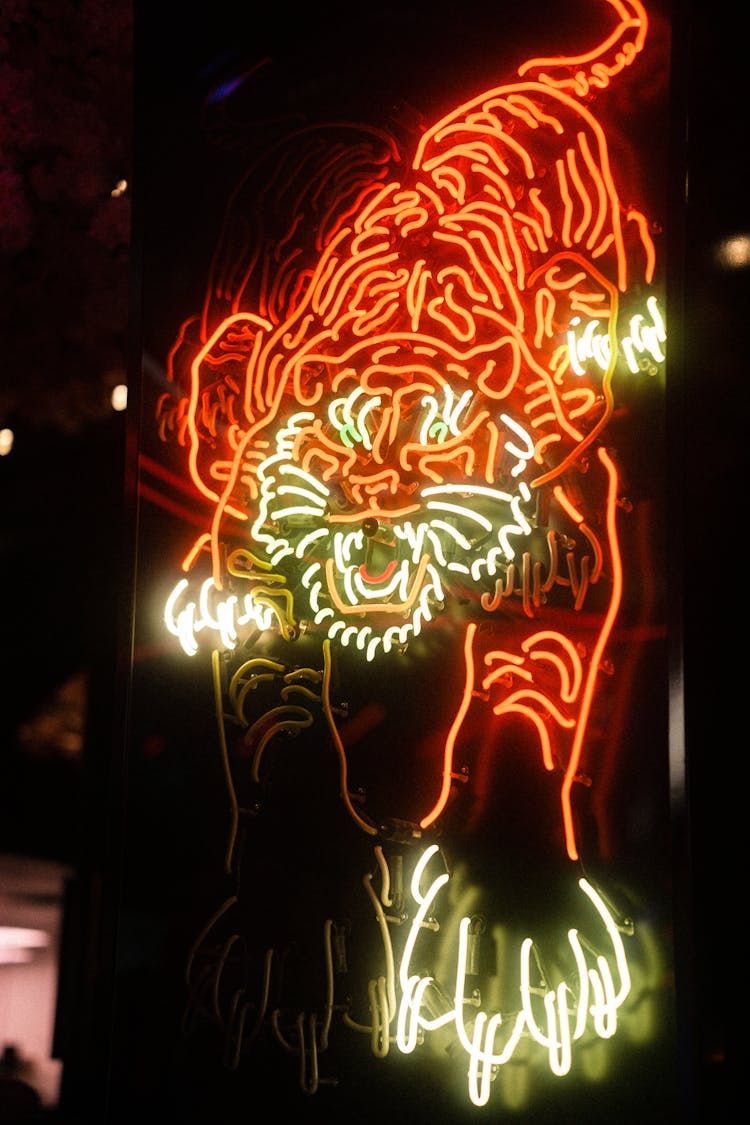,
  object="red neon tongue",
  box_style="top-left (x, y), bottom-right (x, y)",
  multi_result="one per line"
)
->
top-left (359, 559), bottom-right (398, 585)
